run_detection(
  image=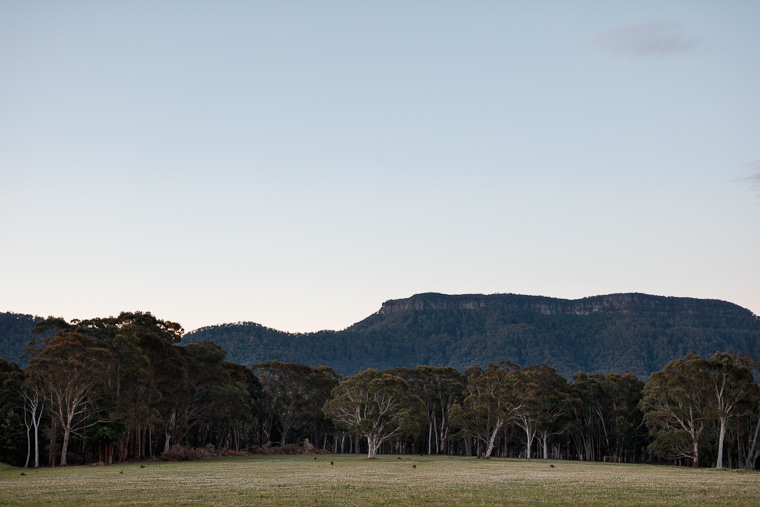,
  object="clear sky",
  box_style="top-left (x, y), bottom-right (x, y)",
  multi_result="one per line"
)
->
top-left (2, 1), bottom-right (759, 334)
